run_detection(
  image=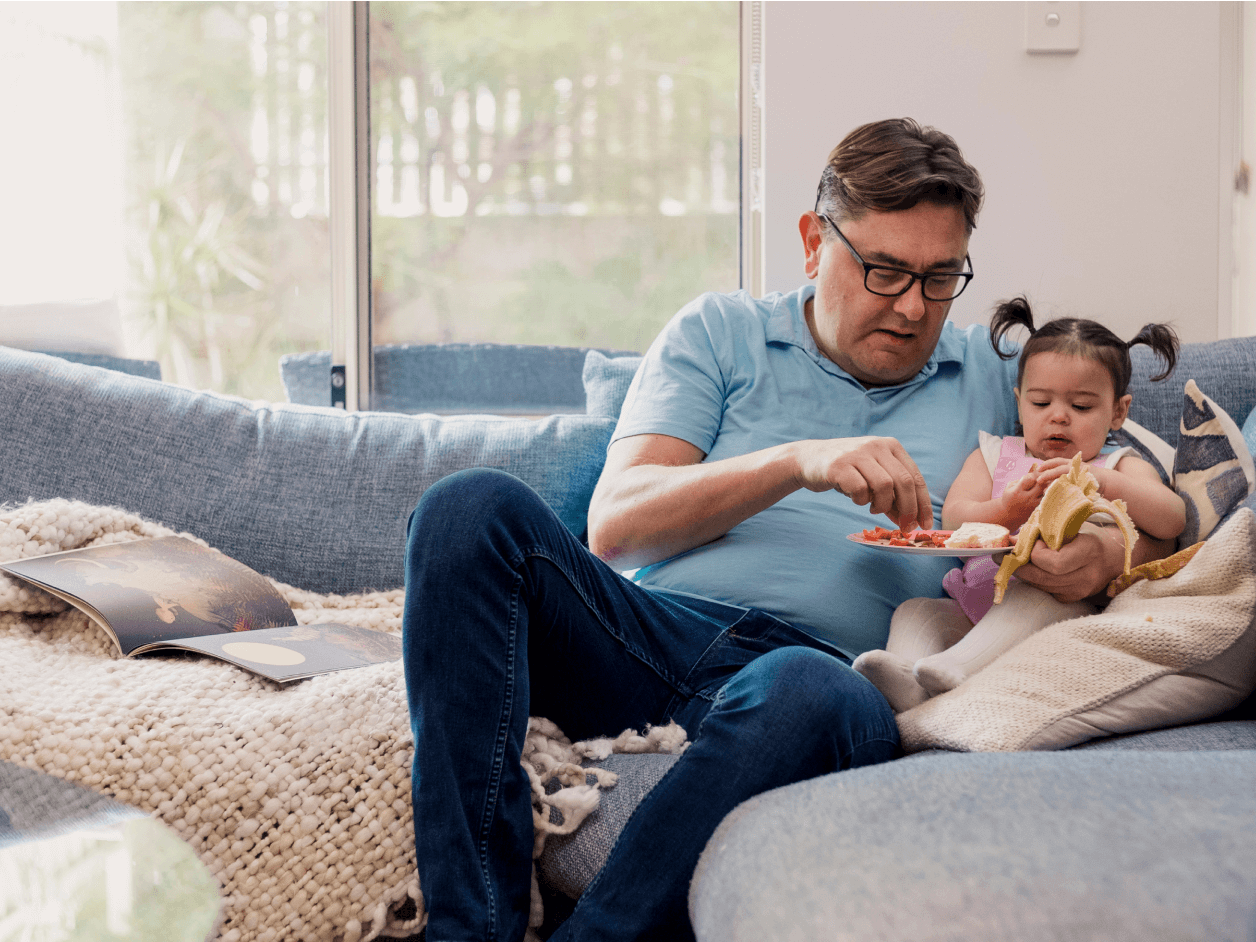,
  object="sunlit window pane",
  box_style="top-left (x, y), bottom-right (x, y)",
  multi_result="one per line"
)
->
top-left (368, 2), bottom-right (740, 354)
top-left (0, 2), bottom-right (333, 402)
top-left (117, 2), bottom-right (332, 398)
